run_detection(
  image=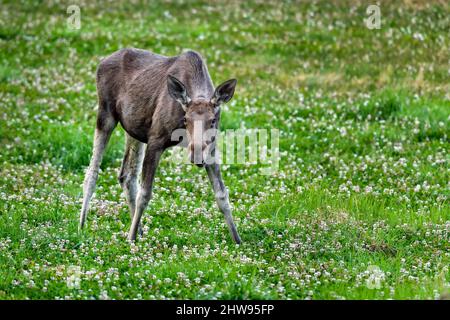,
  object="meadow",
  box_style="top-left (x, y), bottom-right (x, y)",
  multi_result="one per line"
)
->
top-left (0, 0), bottom-right (449, 299)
